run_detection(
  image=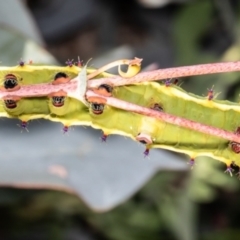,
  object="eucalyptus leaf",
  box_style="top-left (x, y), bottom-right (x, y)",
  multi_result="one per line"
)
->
top-left (0, 119), bottom-right (187, 211)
